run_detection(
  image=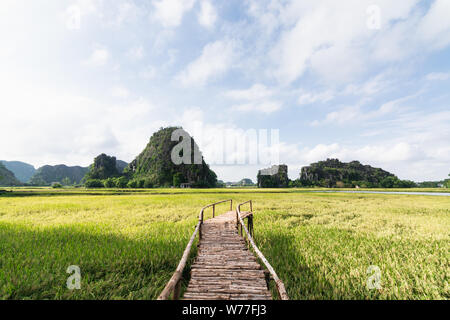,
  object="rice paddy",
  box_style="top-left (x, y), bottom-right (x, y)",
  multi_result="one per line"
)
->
top-left (0, 188), bottom-right (448, 300)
